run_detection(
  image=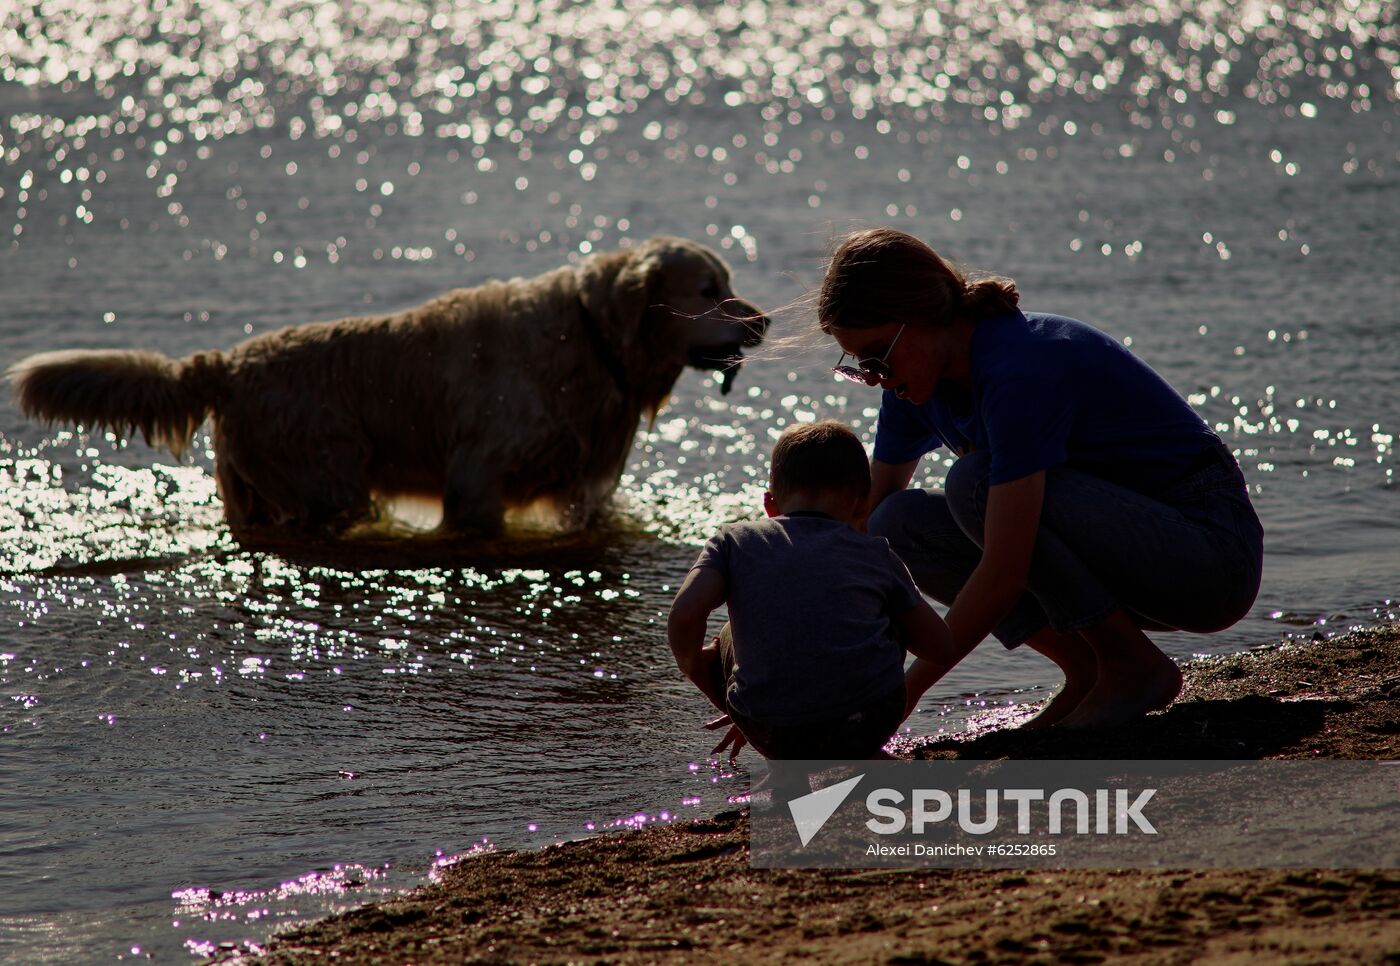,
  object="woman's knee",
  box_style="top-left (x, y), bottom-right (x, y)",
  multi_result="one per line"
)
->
top-left (867, 487), bottom-right (938, 546)
top-left (868, 488), bottom-right (984, 606)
